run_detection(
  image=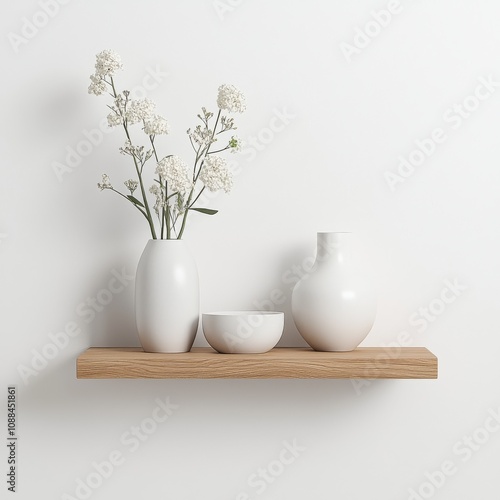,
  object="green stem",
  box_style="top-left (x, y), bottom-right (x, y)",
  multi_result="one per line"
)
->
top-left (149, 135), bottom-right (172, 239)
top-left (178, 110), bottom-right (222, 240)
top-left (188, 135), bottom-right (198, 153)
top-left (196, 109), bottom-right (221, 179)
top-left (160, 200), bottom-right (165, 239)
top-left (177, 203), bottom-right (190, 240)
top-left (110, 188), bottom-right (149, 220)
top-left (110, 77), bottom-right (157, 239)
top-left (207, 146), bottom-right (230, 155)
top-left (189, 186), bottom-right (205, 208)
top-left (192, 146), bottom-right (203, 181)
top-left (124, 125), bottom-right (157, 239)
